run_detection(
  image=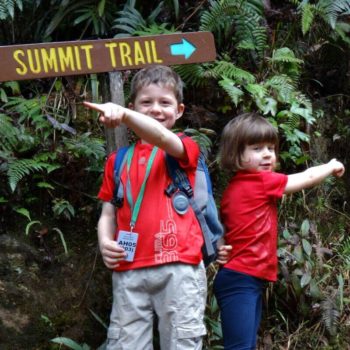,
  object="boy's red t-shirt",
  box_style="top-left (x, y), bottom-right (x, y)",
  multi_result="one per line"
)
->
top-left (98, 137), bottom-right (203, 271)
top-left (221, 170), bottom-right (288, 282)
